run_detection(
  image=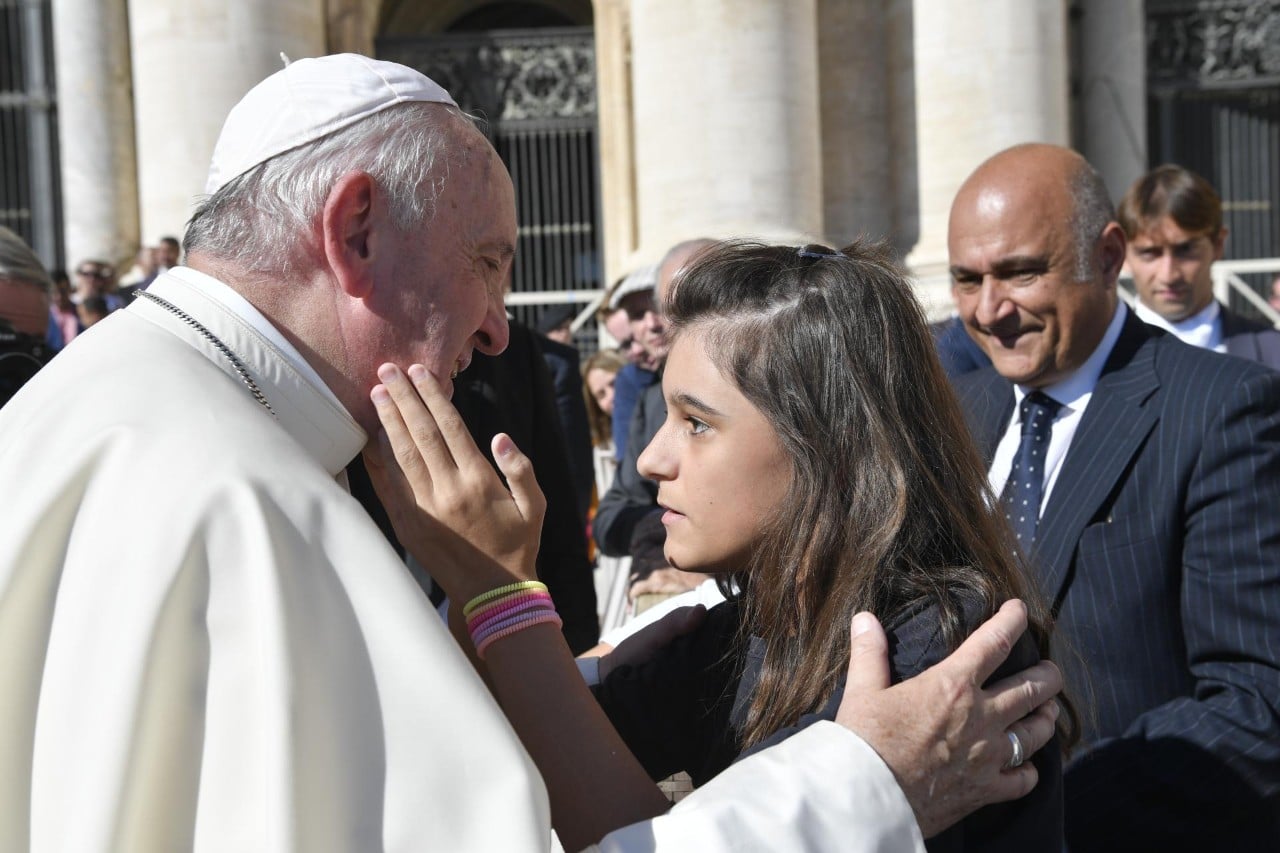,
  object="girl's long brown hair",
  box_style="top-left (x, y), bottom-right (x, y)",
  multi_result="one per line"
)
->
top-left (665, 240), bottom-right (1077, 749)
